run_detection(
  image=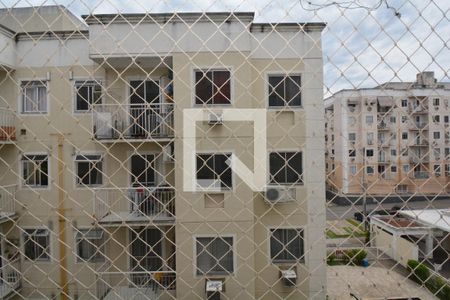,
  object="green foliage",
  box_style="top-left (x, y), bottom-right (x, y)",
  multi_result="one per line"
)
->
top-left (407, 259), bottom-right (430, 284)
top-left (343, 249), bottom-right (367, 266)
top-left (407, 259), bottom-right (450, 300)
